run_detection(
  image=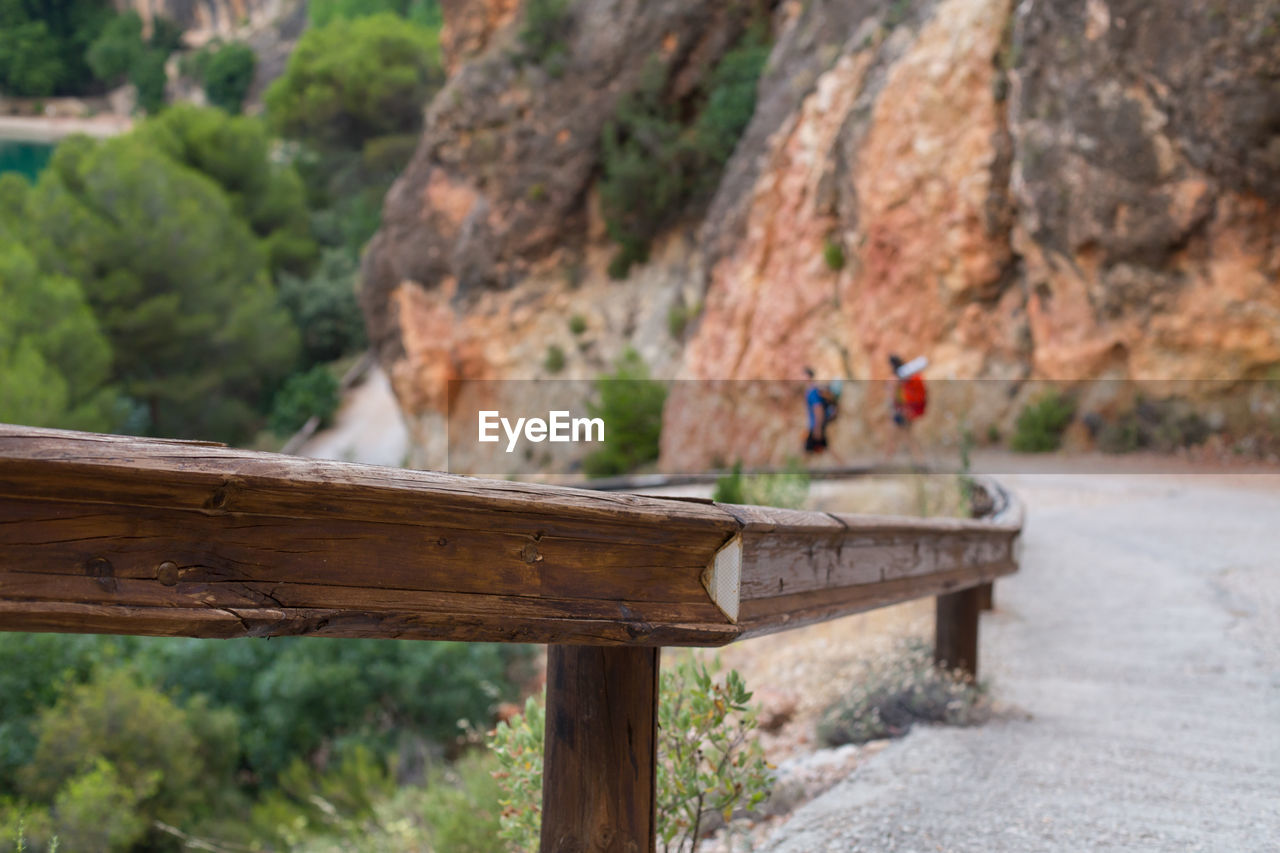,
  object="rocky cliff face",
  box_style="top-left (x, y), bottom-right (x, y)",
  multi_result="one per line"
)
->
top-left (361, 0), bottom-right (1280, 471)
